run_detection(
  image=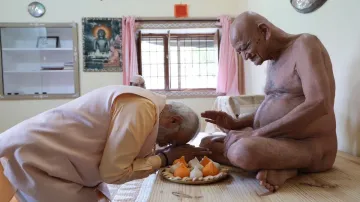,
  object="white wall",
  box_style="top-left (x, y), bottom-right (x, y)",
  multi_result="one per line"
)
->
top-left (246, 0), bottom-right (360, 156)
top-left (0, 0), bottom-right (248, 132)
